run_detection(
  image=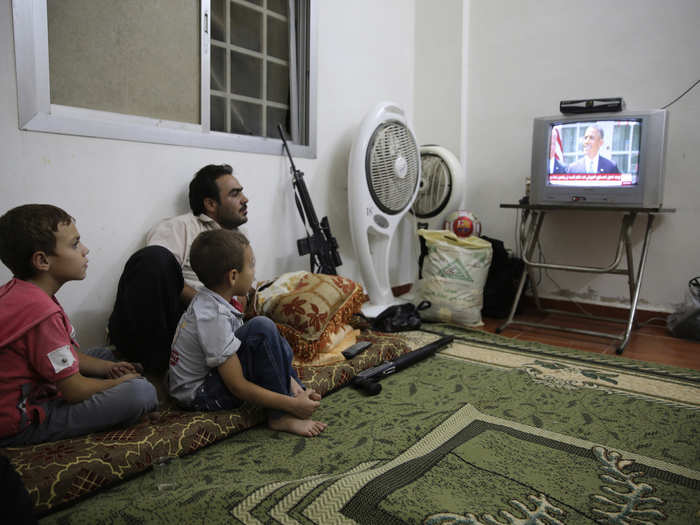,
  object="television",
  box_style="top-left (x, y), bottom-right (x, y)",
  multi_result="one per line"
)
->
top-left (529, 109), bottom-right (668, 208)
